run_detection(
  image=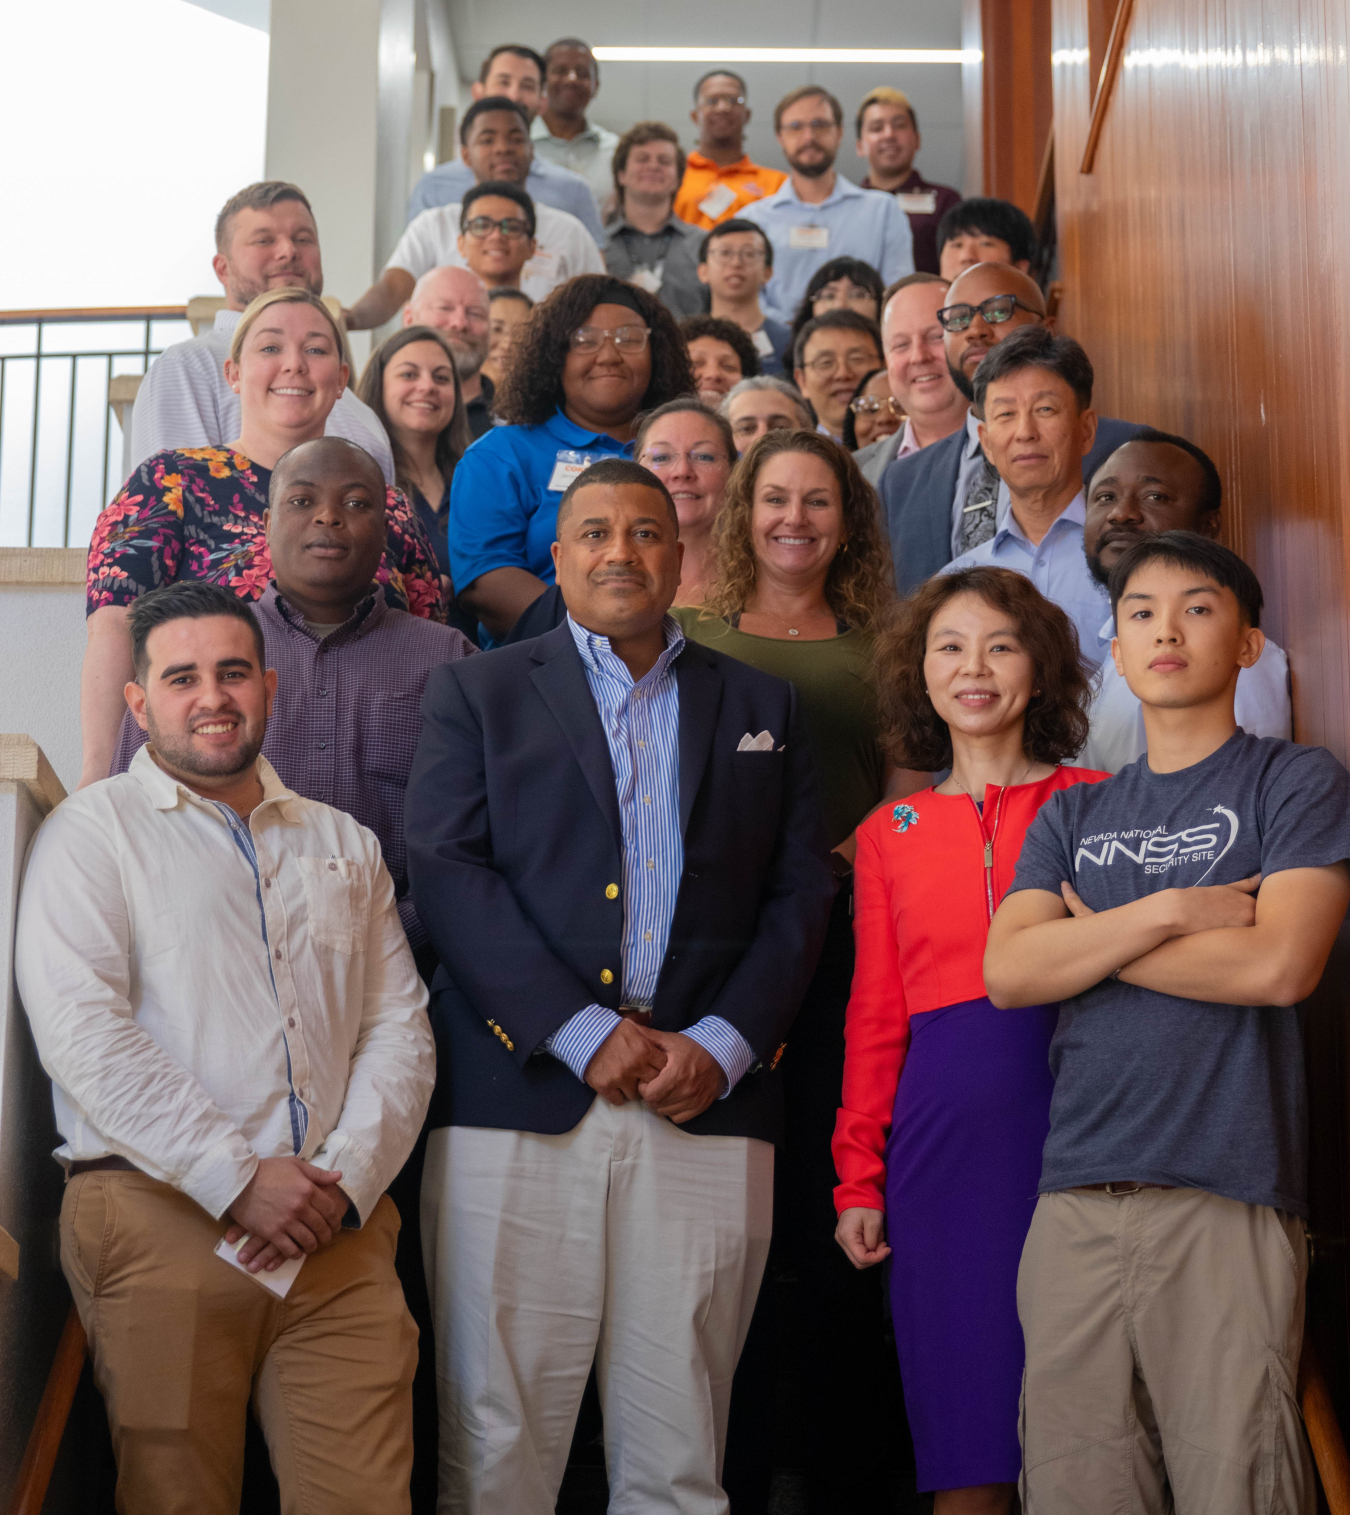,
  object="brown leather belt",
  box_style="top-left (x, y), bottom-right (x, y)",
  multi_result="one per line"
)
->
top-left (1078, 1181), bottom-right (1176, 1195)
top-left (68, 1156), bottom-right (139, 1178)
top-left (617, 1005), bottom-right (653, 1026)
